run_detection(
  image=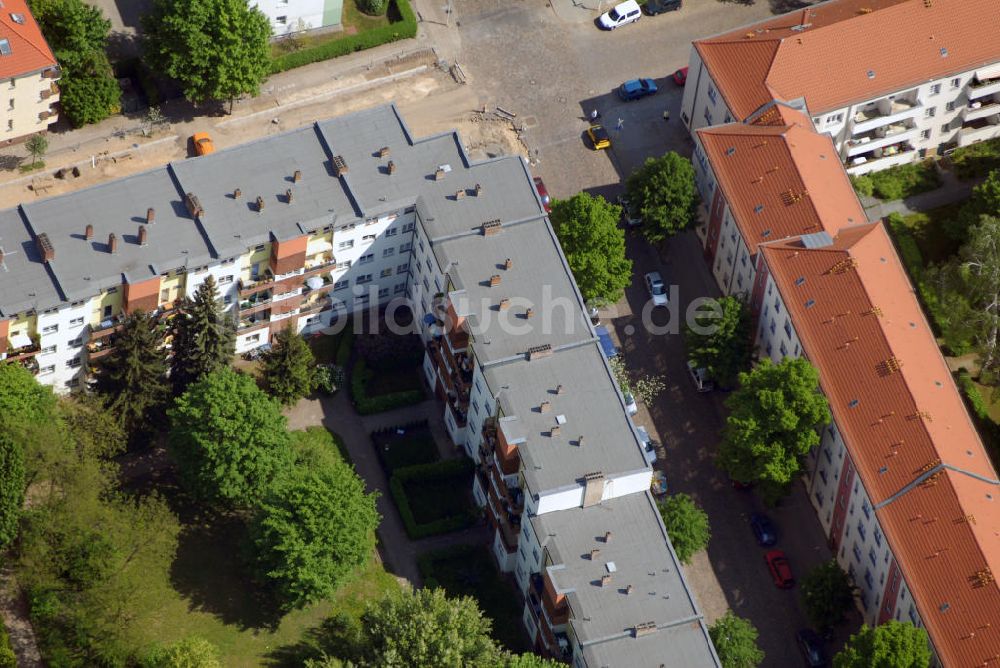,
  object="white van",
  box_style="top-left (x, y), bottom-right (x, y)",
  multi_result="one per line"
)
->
top-left (599, 0), bottom-right (641, 29)
top-left (635, 425), bottom-right (658, 465)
